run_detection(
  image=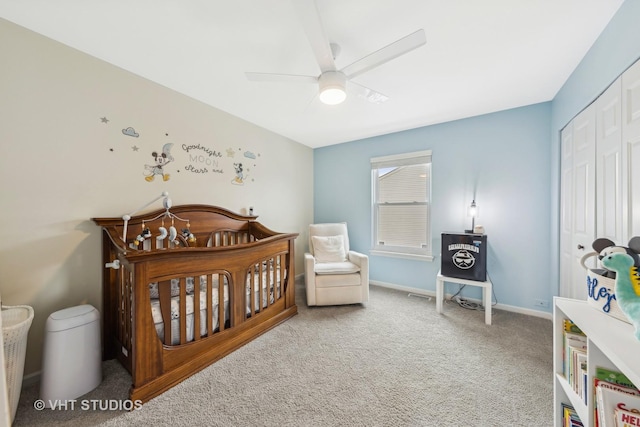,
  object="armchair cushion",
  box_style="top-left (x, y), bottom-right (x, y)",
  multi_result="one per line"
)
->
top-left (314, 261), bottom-right (361, 275)
top-left (311, 235), bottom-right (347, 263)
